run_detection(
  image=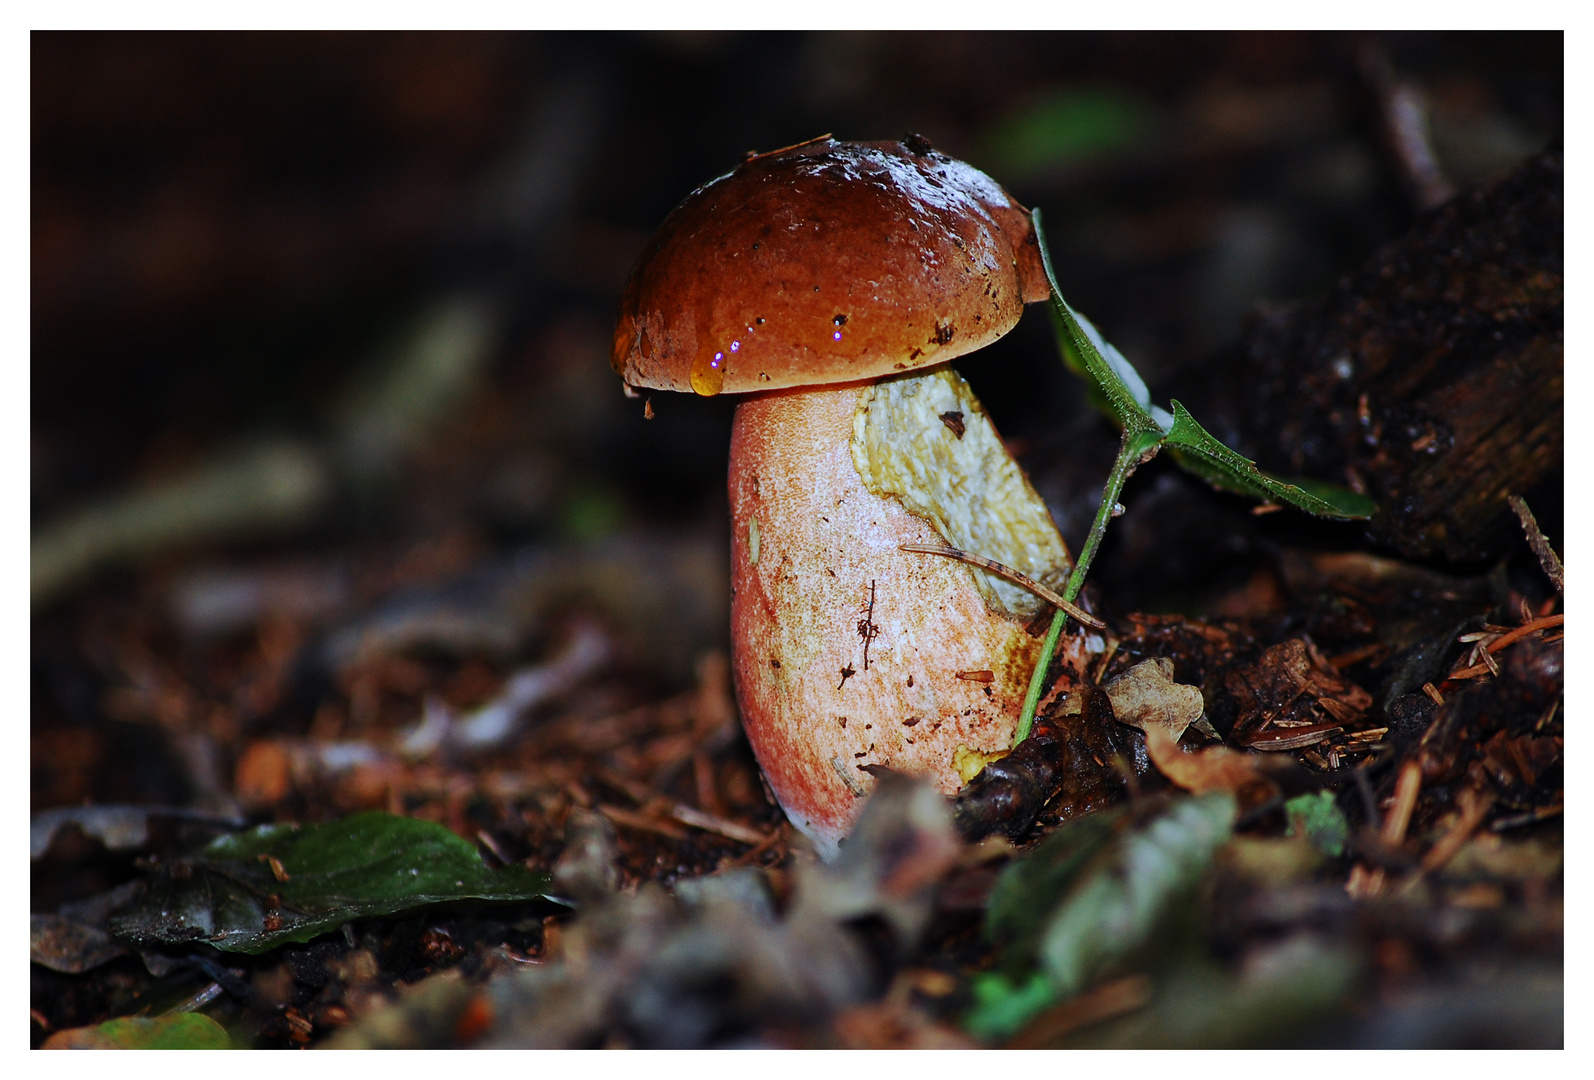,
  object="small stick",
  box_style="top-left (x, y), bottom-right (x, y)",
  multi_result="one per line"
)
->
top-left (1508, 495), bottom-right (1562, 592)
top-left (670, 803), bottom-right (771, 846)
top-left (597, 803), bottom-right (689, 841)
top-left (744, 133), bottom-right (833, 163)
top-left (1419, 785), bottom-right (1494, 874)
top-left (1382, 759), bottom-right (1423, 846)
top-left (898, 544), bottom-right (1105, 629)
top-left (730, 824), bottom-right (787, 865)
